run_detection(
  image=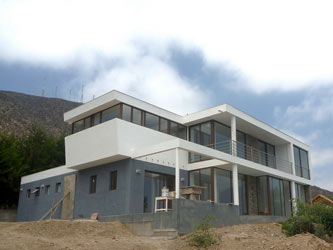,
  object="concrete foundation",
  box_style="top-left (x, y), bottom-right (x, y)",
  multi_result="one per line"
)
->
top-left (100, 199), bottom-right (286, 235)
top-left (0, 209), bottom-right (17, 222)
